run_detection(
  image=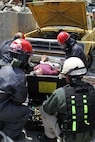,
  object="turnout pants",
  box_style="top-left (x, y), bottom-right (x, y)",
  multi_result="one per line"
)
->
top-left (40, 106), bottom-right (95, 142)
top-left (40, 106), bottom-right (61, 139)
top-left (0, 102), bottom-right (30, 140)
